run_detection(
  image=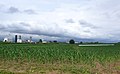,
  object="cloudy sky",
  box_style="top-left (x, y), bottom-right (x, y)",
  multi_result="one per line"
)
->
top-left (0, 0), bottom-right (120, 42)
